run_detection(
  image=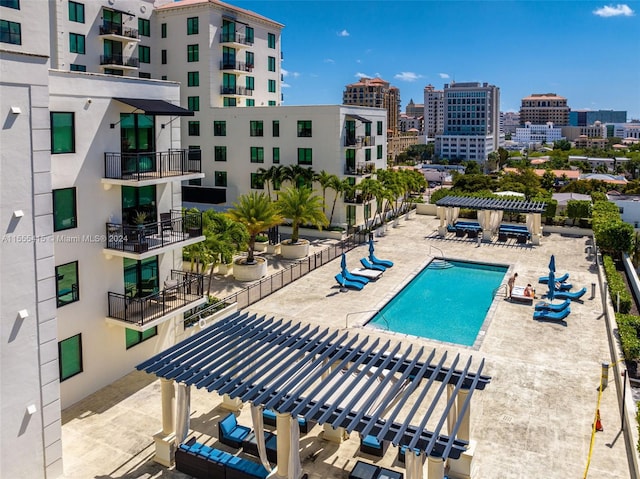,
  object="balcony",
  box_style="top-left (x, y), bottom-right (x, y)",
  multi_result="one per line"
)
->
top-left (99, 21), bottom-right (140, 41)
top-left (344, 136), bottom-right (375, 148)
top-left (106, 270), bottom-right (206, 329)
top-left (344, 194), bottom-right (369, 204)
top-left (99, 54), bottom-right (139, 69)
top-left (344, 162), bottom-right (376, 176)
top-left (219, 32), bottom-right (253, 47)
top-left (220, 86), bottom-right (253, 96)
top-left (102, 149), bottom-right (203, 186)
top-left (104, 210), bottom-right (204, 259)
top-left (219, 61), bottom-right (253, 73)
